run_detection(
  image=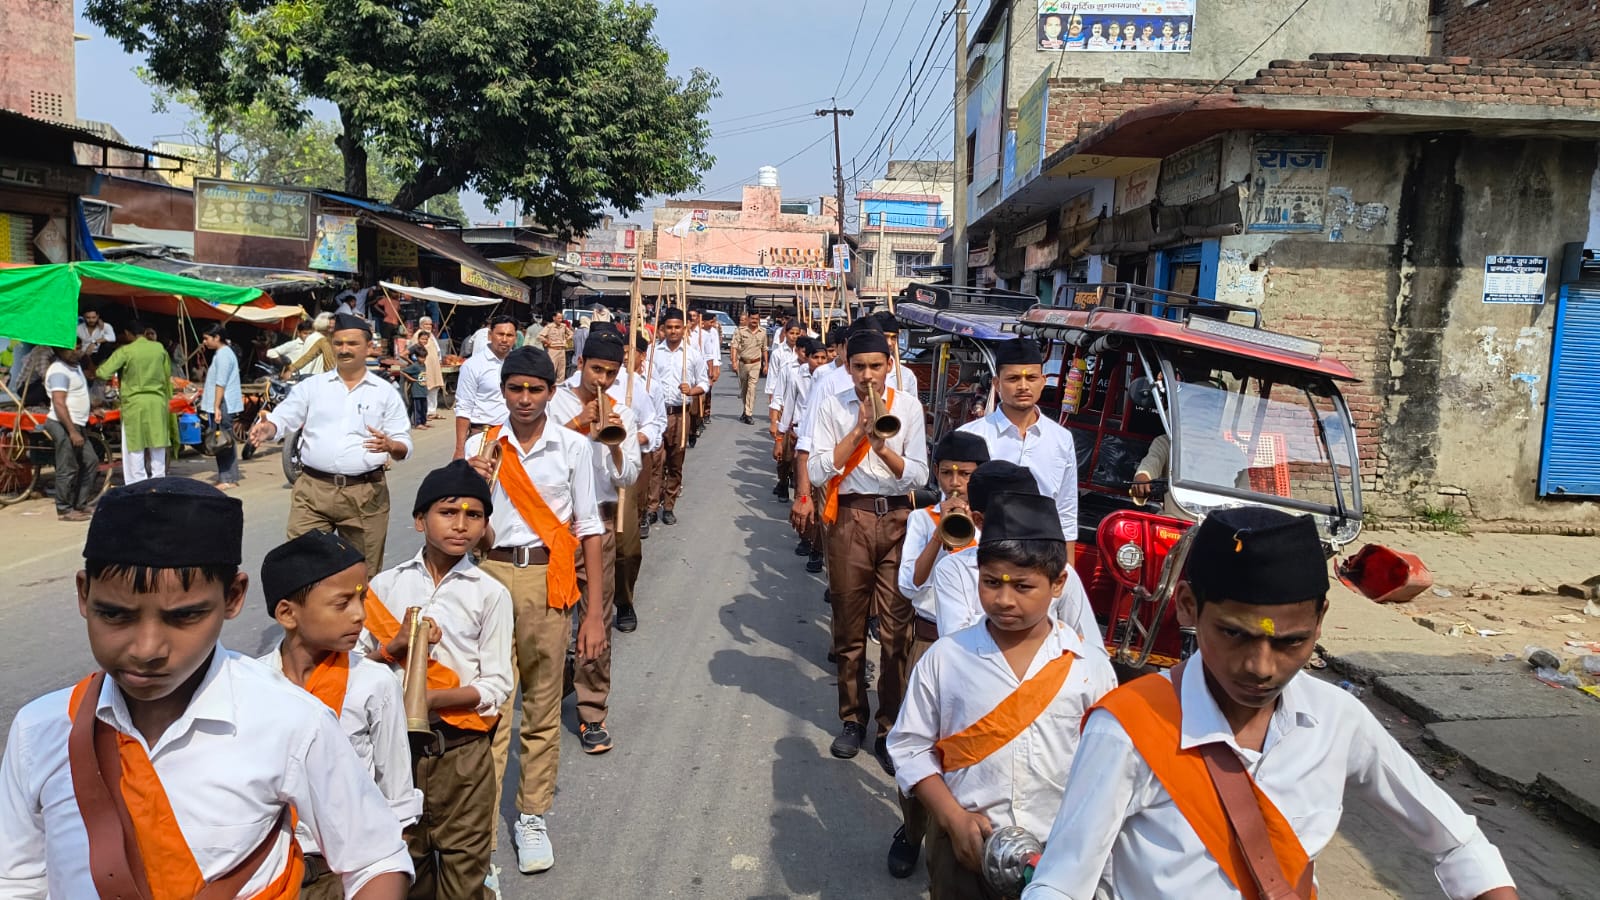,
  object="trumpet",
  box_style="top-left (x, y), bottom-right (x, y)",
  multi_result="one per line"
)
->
top-left (594, 387), bottom-right (626, 447)
top-left (868, 387), bottom-right (900, 440)
top-left (476, 428), bottom-right (503, 482)
top-left (400, 607), bottom-right (431, 735)
top-left (936, 507), bottom-right (976, 548)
